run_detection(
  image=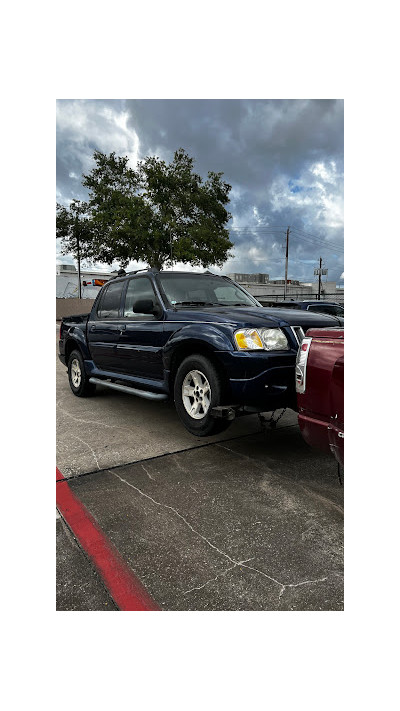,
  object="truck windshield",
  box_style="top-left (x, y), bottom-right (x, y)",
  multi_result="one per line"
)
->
top-left (158, 274), bottom-right (261, 308)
